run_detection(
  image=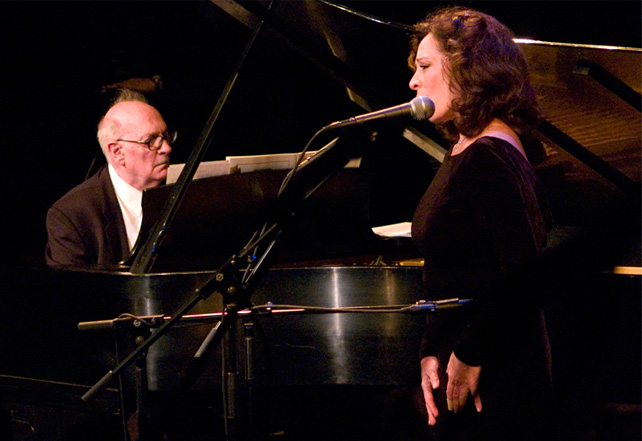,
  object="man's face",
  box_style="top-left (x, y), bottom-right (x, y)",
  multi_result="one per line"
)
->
top-left (107, 102), bottom-right (172, 190)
